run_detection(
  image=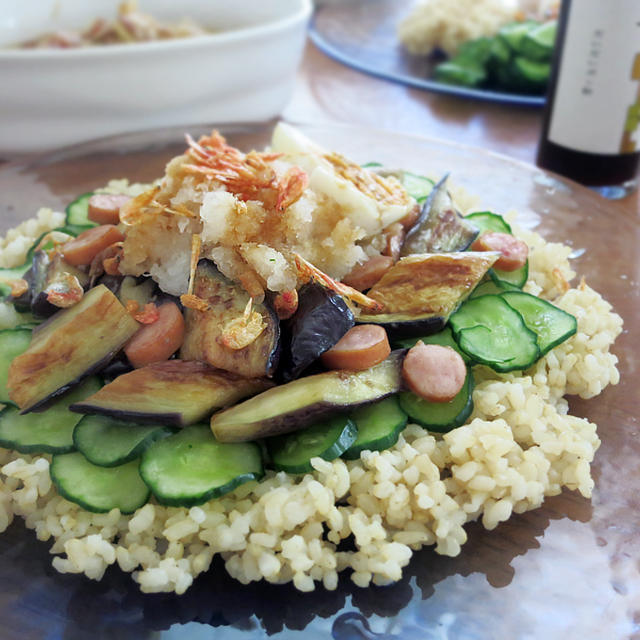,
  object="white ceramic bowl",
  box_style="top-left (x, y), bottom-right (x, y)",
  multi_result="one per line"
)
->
top-left (0, 0), bottom-right (311, 153)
